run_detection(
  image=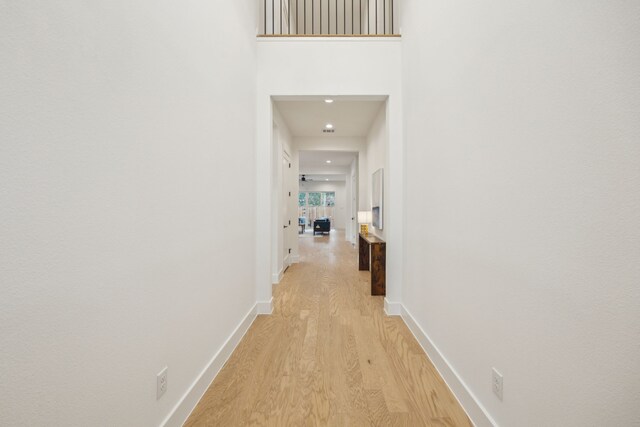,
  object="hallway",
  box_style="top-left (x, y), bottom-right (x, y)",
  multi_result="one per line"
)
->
top-left (185, 232), bottom-right (471, 426)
